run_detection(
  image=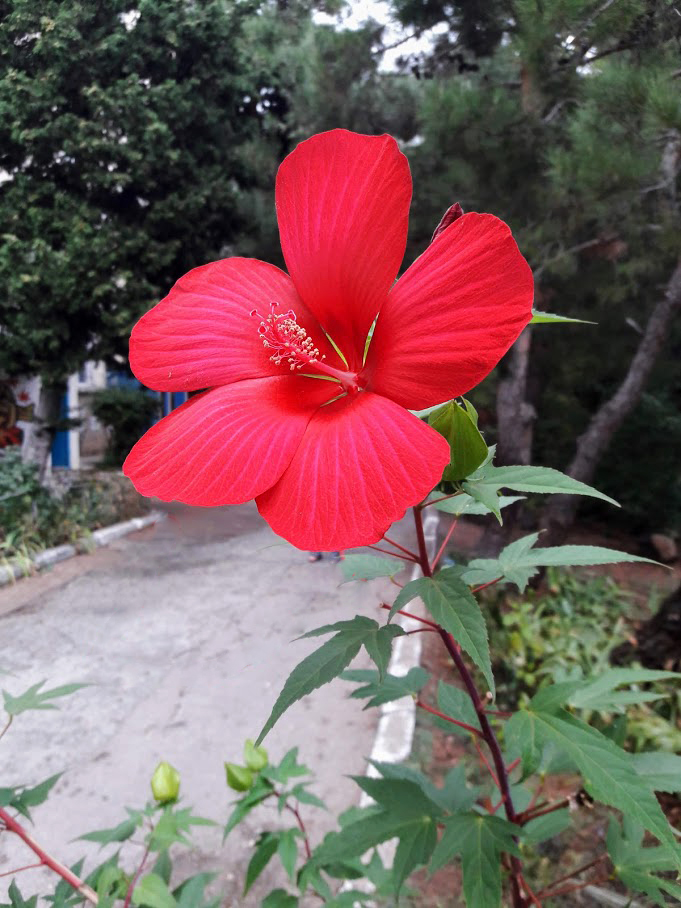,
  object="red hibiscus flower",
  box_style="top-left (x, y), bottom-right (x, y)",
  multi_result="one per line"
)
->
top-left (124, 129), bottom-right (533, 551)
